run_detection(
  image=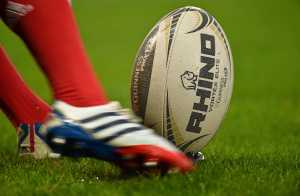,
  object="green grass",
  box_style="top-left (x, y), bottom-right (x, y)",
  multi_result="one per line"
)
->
top-left (0, 0), bottom-right (300, 195)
